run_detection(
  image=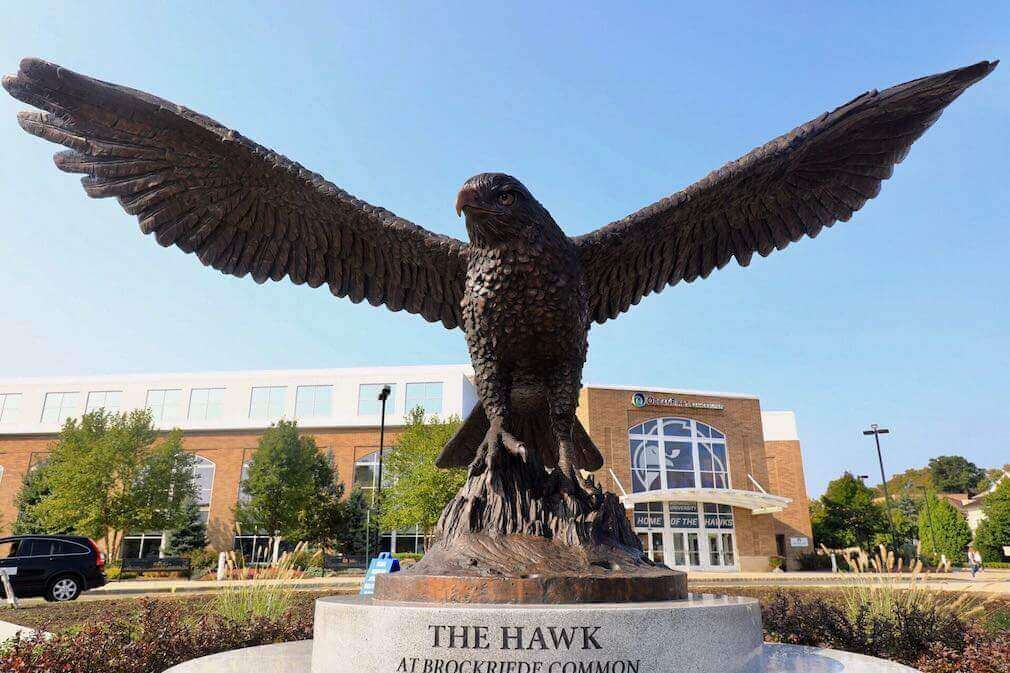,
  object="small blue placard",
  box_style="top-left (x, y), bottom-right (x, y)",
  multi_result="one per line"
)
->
top-left (359, 552), bottom-right (400, 595)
